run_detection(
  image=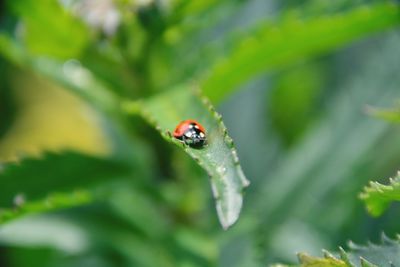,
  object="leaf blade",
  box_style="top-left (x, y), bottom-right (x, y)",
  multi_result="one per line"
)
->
top-left (359, 172), bottom-right (400, 217)
top-left (0, 151), bottom-right (133, 224)
top-left (122, 87), bottom-right (249, 229)
top-left (8, 0), bottom-right (88, 59)
top-left (201, 2), bottom-right (400, 103)
top-left (366, 105), bottom-right (400, 123)
top-left (0, 190), bottom-right (92, 224)
top-left (275, 235), bottom-right (400, 267)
